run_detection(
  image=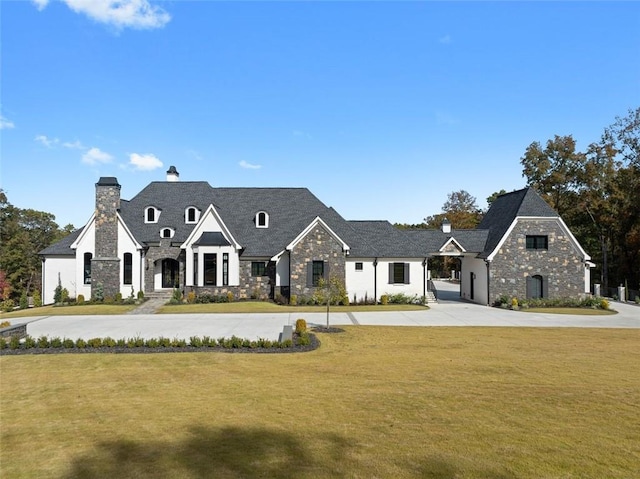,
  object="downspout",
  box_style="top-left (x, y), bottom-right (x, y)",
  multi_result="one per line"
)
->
top-left (41, 258), bottom-right (45, 305)
top-left (485, 260), bottom-right (491, 306)
top-left (422, 258), bottom-right (427, 297)
top-left (373, 257), bottom-right (378, 302)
